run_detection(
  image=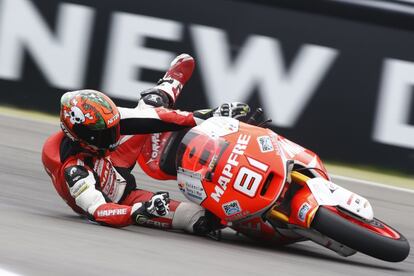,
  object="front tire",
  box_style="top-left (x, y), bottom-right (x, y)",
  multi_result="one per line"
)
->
top-left (311, 206), bottom-right (410, 262)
